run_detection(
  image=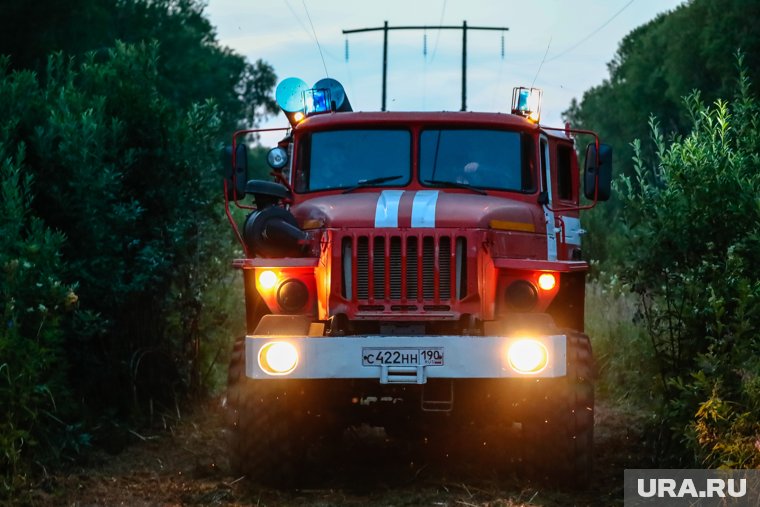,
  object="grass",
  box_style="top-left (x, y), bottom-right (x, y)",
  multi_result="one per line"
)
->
top-left (585, 280), bottom-right (659, 409)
